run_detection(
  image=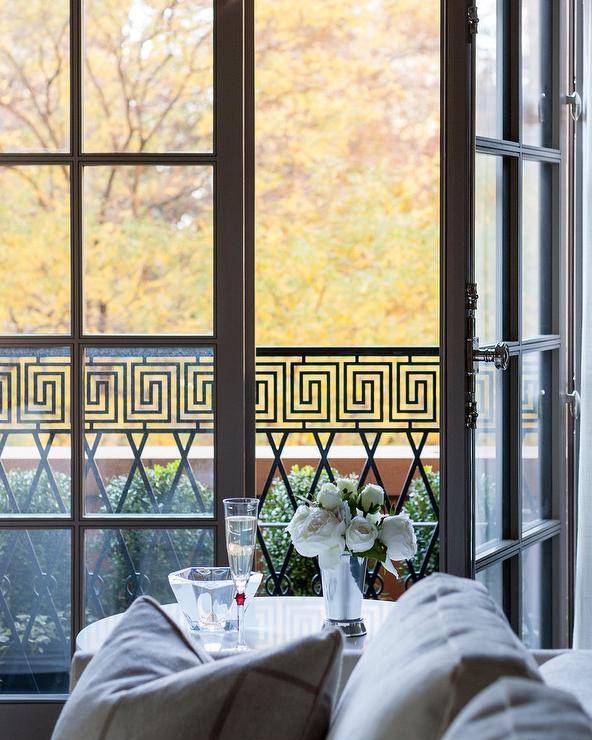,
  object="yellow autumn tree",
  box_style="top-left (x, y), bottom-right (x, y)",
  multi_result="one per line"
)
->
top-left (0, 0), bottom-right (440, 346)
